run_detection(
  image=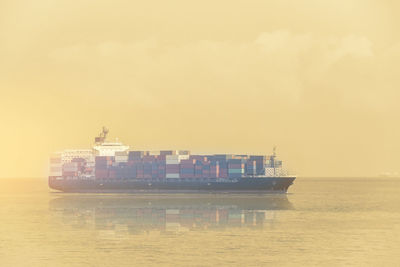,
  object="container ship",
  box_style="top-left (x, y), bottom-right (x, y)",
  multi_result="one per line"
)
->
top-left (48, 128), bottom-right (296, 193)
